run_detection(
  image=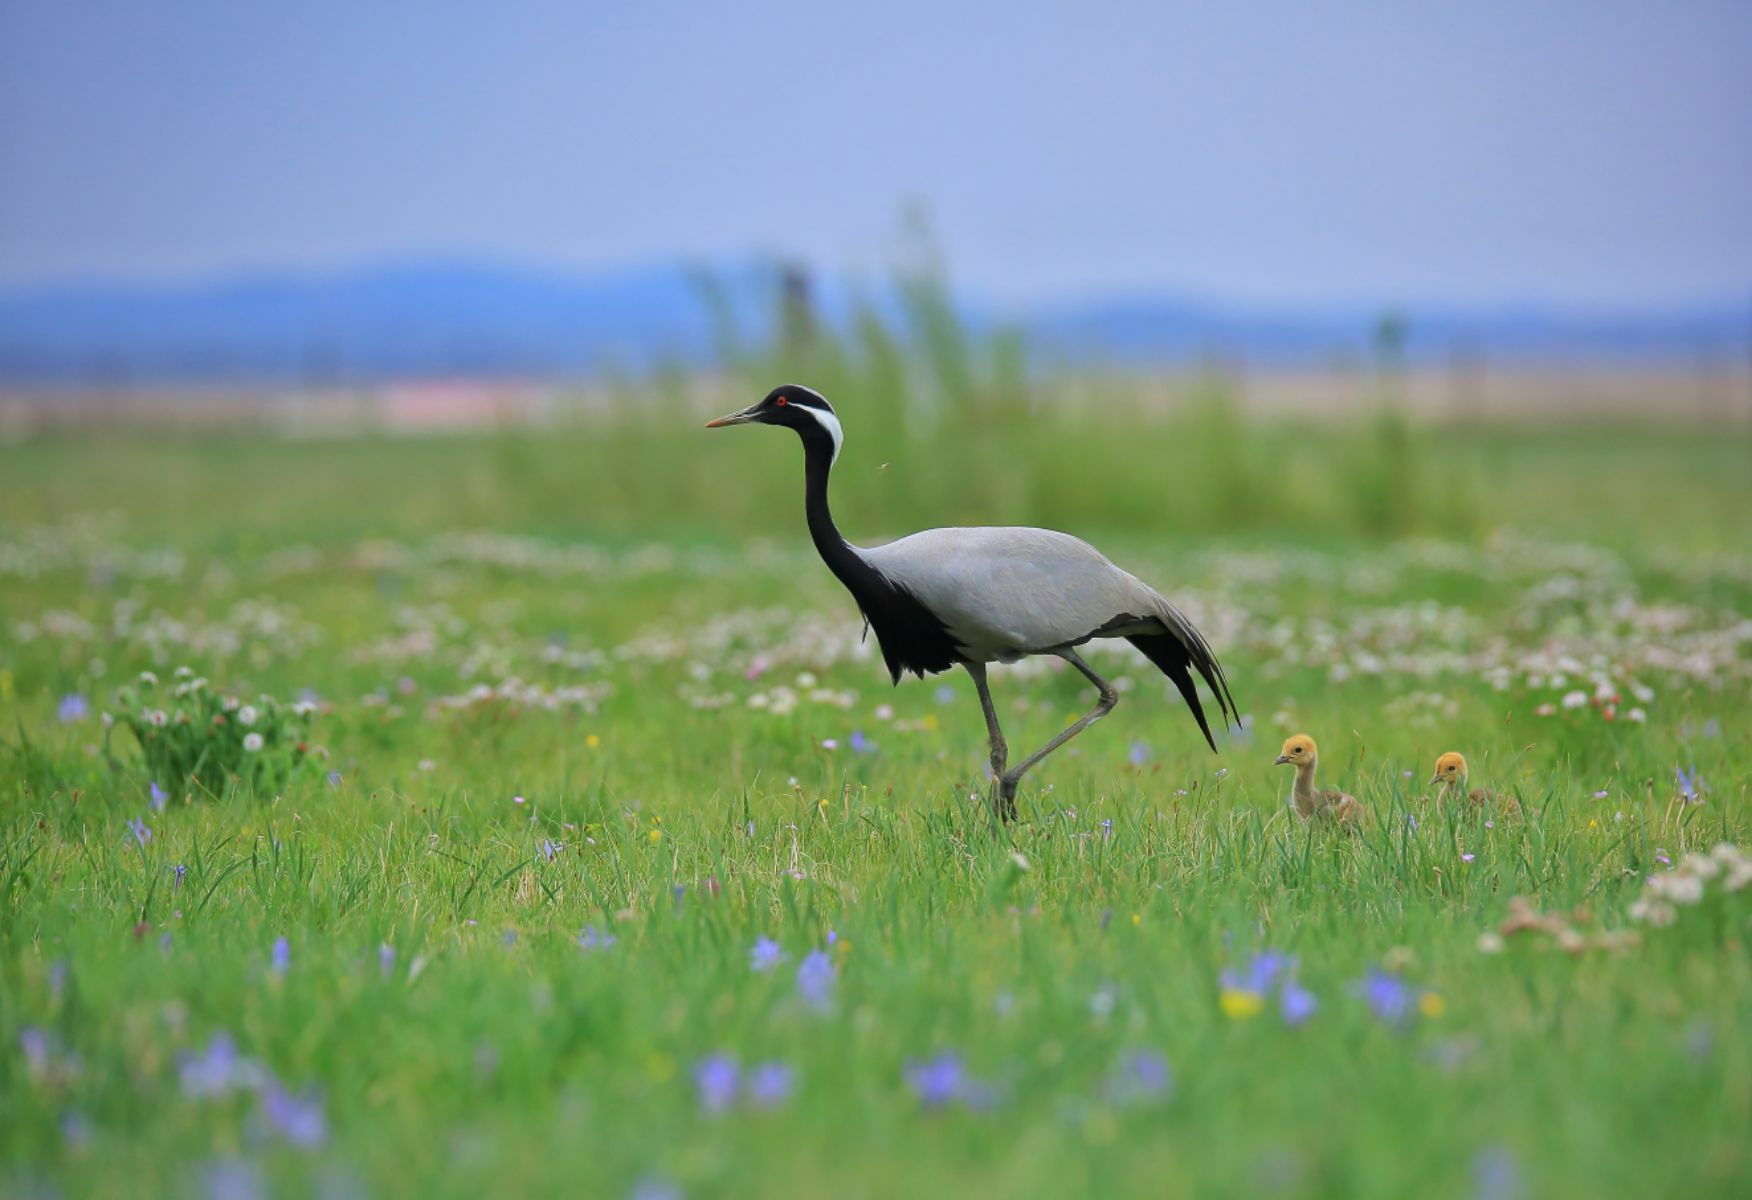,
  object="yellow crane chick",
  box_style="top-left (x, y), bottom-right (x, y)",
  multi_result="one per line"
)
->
top-left (1429, 752), bottom-right (1520, 818)
top-left (1274, 735), bottom-right (1364, 826)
